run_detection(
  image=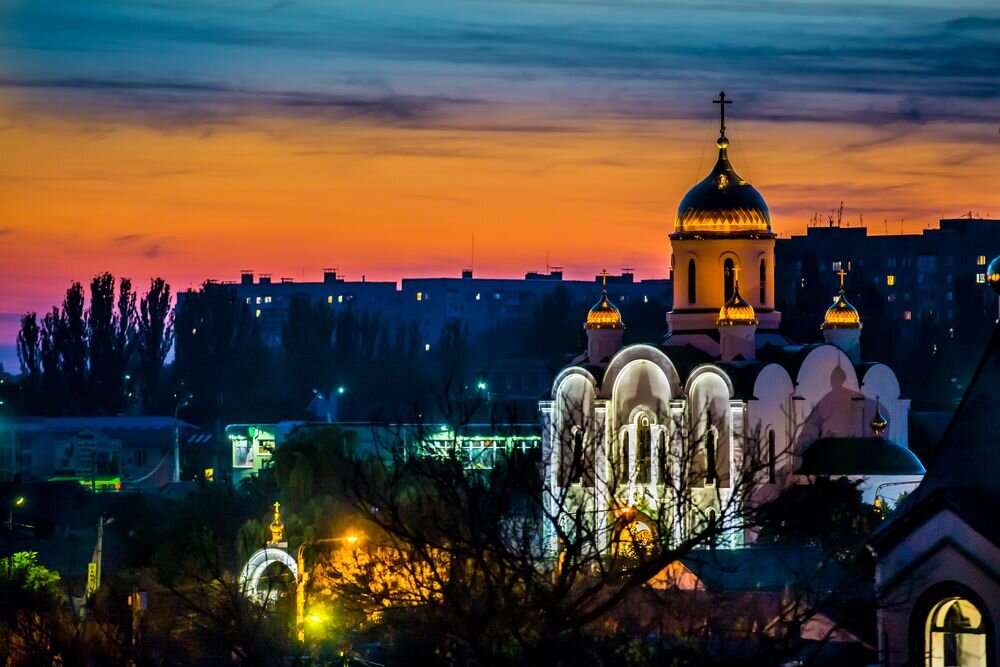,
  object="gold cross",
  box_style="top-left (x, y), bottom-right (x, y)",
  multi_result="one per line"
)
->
top-left (837, 267), bottom-right (847, 290)
top-left (731, 264), bottom-right (741, 285)
top-left (600, 269), bottom-right (609, 287)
